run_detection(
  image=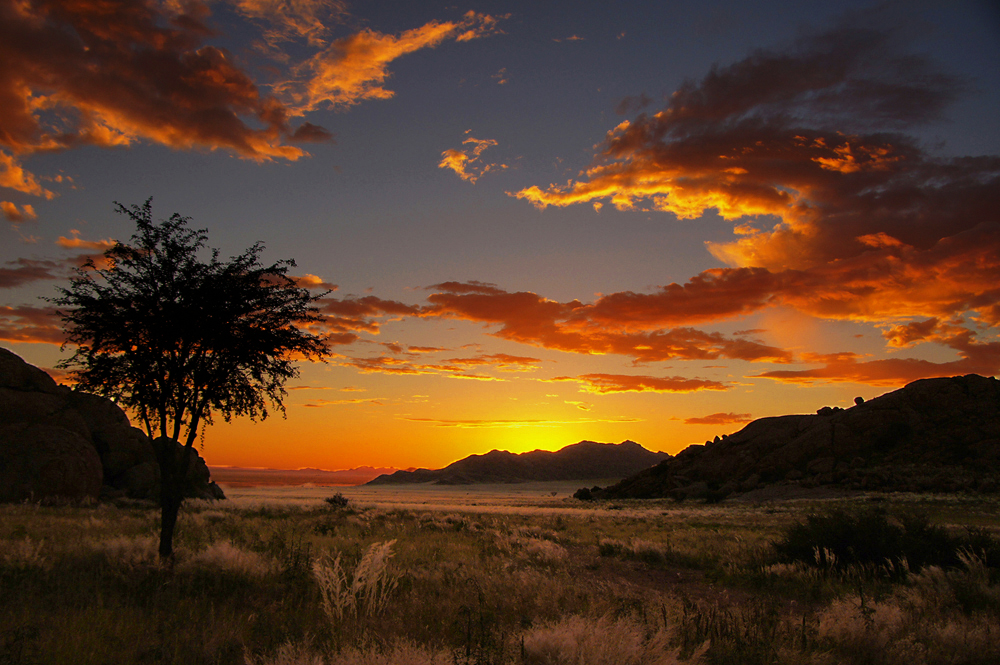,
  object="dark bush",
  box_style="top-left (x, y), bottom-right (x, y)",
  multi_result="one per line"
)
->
top-left (573, 487), bottom-right (593, 501)
top-left (323, 492), bottom-right (349, 508)
top-left (774, 507), bottom-right (999, 578)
